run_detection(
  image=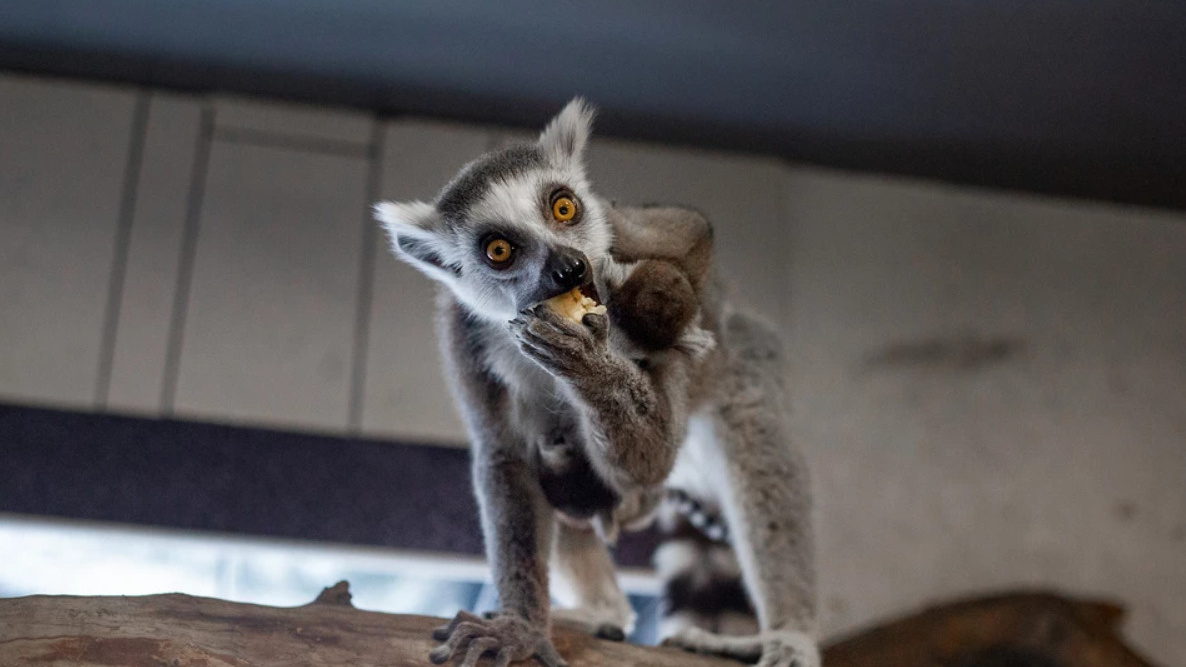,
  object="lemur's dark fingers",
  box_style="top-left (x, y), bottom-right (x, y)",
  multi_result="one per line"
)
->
top-left (432, 610), bottom-right (483, 641)
top-left (430, 620), bottom-right (484, 663)
top-left (581, 312), bottom-right (609, 341)
top-left (520, 326), bottom-right (584, 363)
top-left (522, 343), bottom-right (586, 378)
top-left (530, 303), bottom-right (588, 334)
top-left (508, 319), bottom-right (531, 340)
top-left (517, 338), bottom-right (564, 366)
top-left (491, 648), bottom-right (514, 667)
top-left (526, 316), bottom-right (582, 346)
top-left (428, 644), bottom-right (451, 664)
top-left (535, 640), bottom-right (569, 667)
top-left (458, 637), bottom-right (498, 667)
